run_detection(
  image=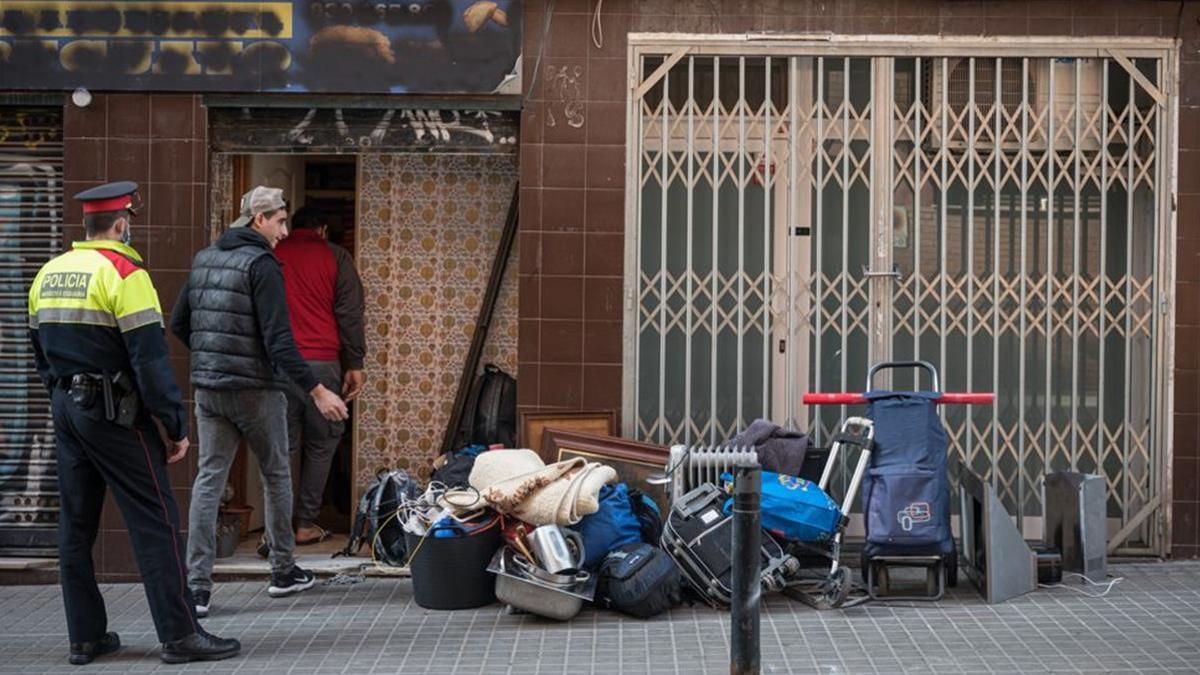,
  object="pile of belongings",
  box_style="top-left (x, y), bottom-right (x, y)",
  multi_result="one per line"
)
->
top-left (345, 446), bottom-right (687, 620)
top-left (468, 449), bottom-right (684, 620)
